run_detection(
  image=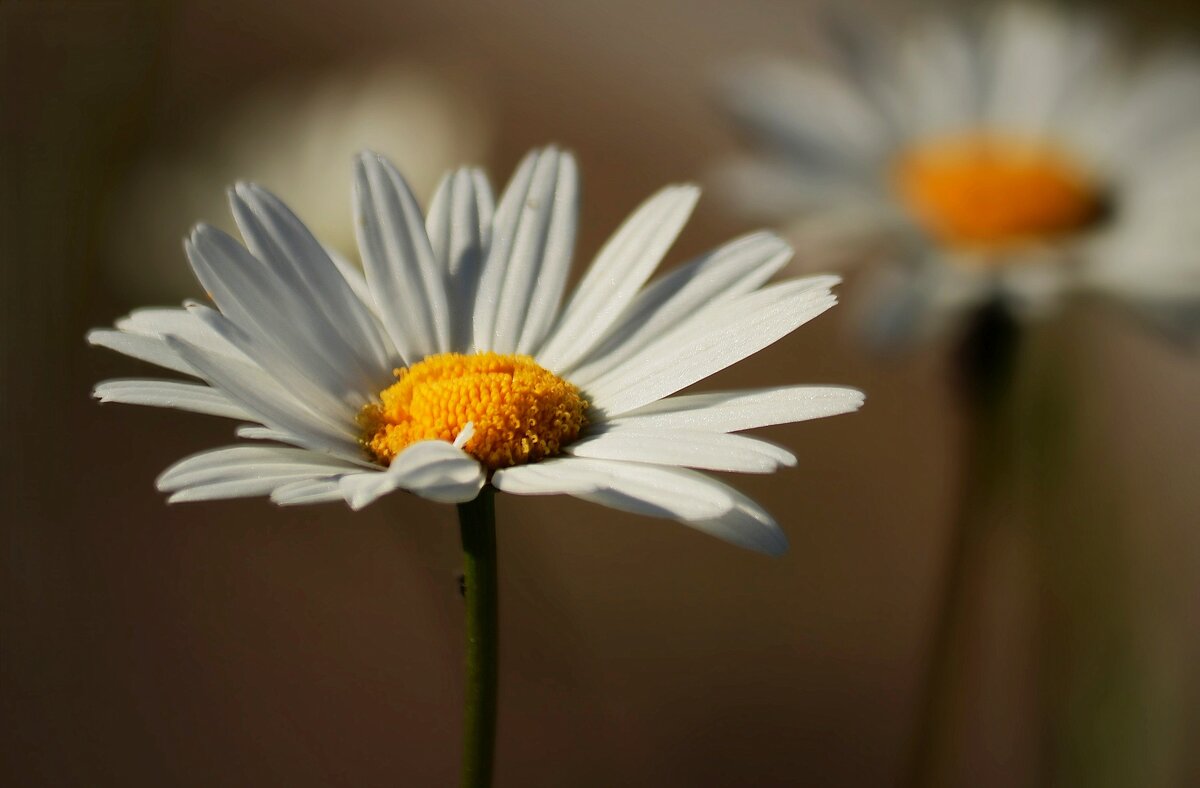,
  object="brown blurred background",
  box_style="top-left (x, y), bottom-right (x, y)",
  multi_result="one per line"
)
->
top-left (3, 0), bottom-right (1199, 785)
